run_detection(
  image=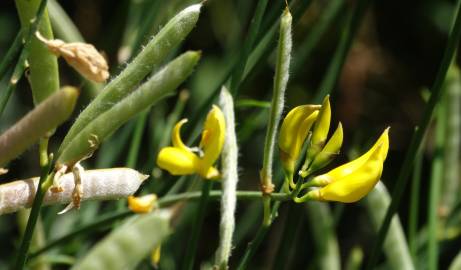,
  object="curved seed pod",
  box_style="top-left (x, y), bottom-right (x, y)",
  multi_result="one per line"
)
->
top-left (0, 168), bottom-right (148, 215)
top-left (59, 4), bottom-right (202, 152)
top-left (57, 51), bottom-right (200, 167)
top-left (71, 210), bottom-right (171, 270)
top-left (0, 87), bottom-right (78, 167)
